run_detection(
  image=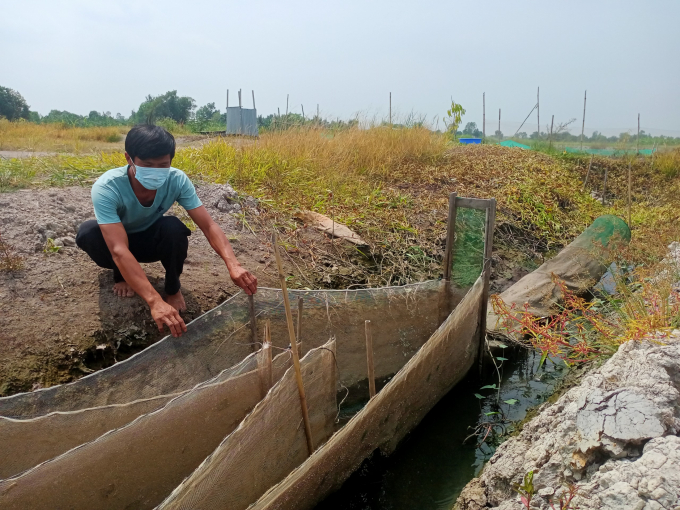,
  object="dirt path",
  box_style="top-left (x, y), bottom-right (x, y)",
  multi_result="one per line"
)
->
top-left (0, 184), bottom-right (313, 395)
